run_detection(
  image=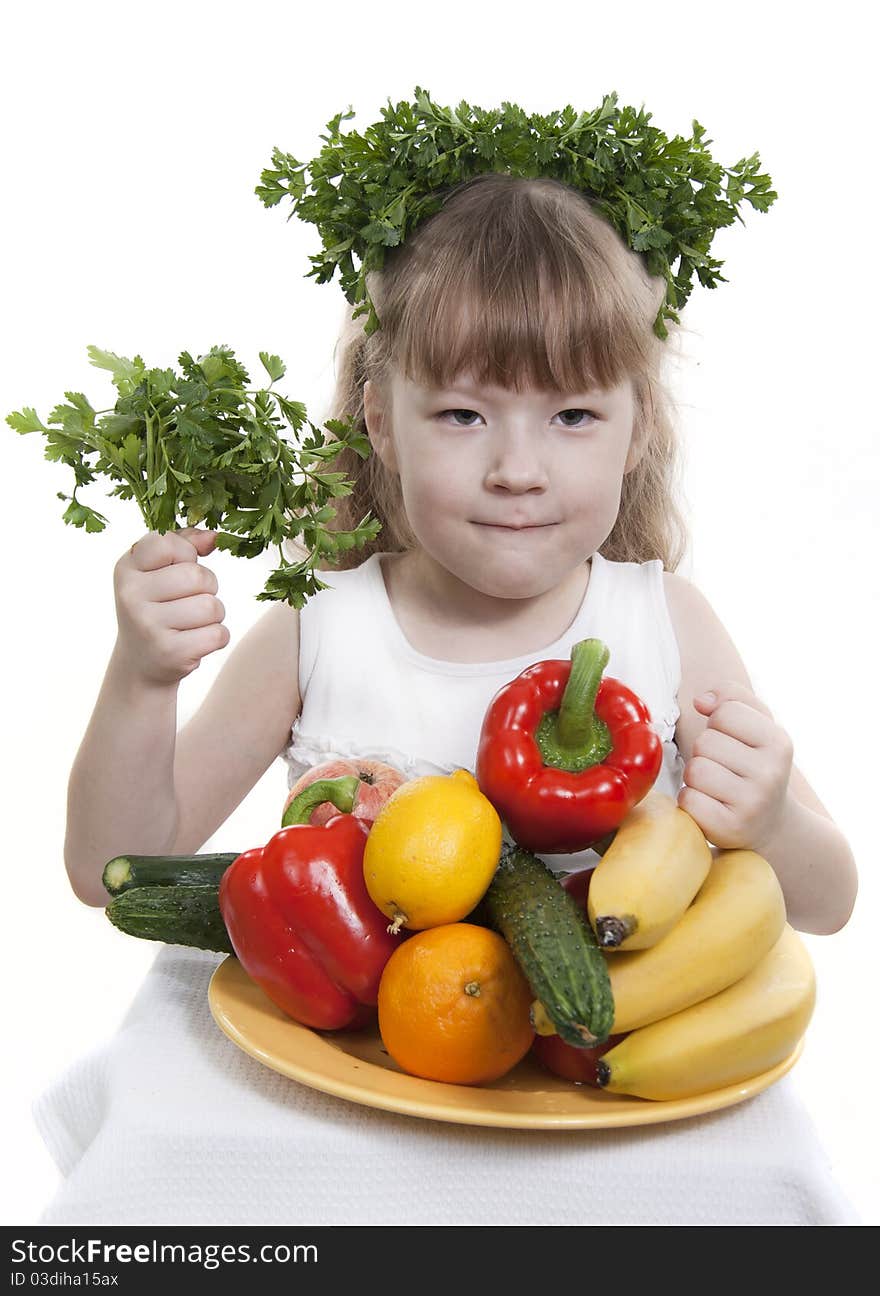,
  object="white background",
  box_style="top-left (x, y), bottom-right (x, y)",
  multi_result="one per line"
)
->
top-left (2, 0), bottom-right (877, 1225)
